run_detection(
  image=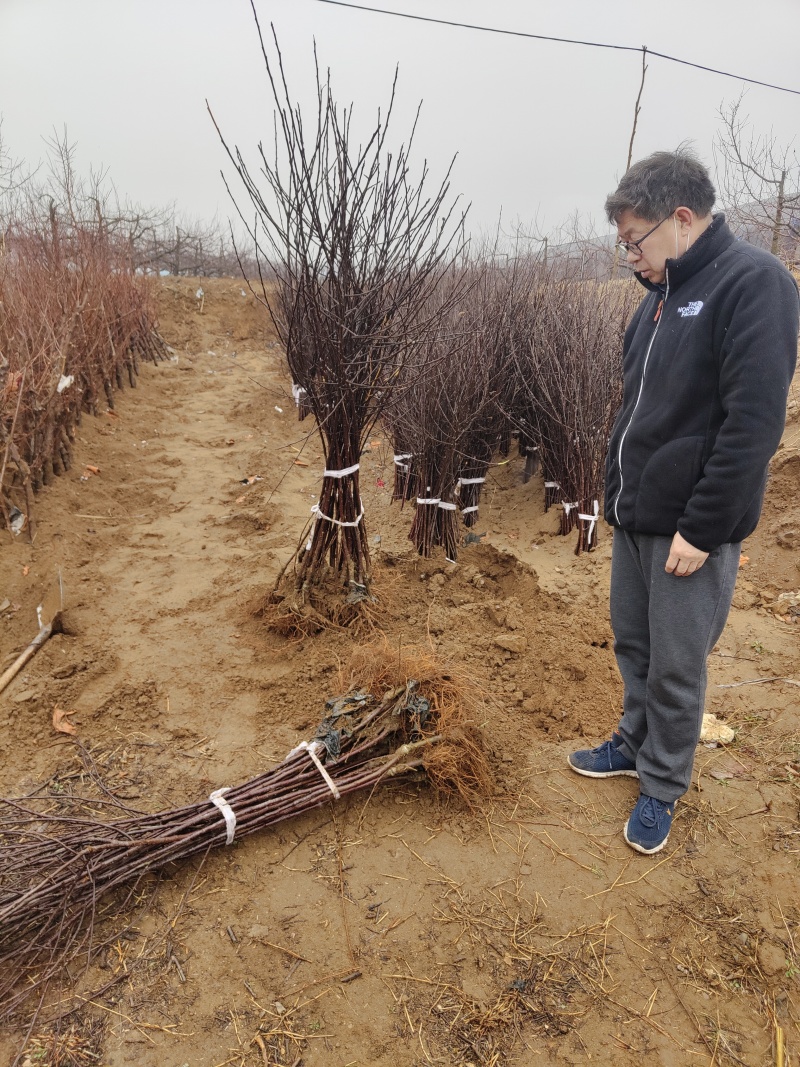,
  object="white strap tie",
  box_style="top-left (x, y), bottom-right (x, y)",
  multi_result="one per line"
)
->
top-left (457, 476), bottom-right (485, 487)
top-left (578, 500), bottom-right (600, 545)
top-left (209, 788), bottom-right (237, 845)
top-left (562, 501), bottom-right (579, 515)
top-left (393, 453), bottom-right (412, 464)
top-left (310, 500), bottom-right (365, 527)
top-left (461, 505), bottom-right (479, 515)
top-left (545, 481), bottom-right (561, 489)
top-left (438, 501), bottom-right (458, 511)
top-left (416, 497), bottom-right (440, 505)
top-left (288, 740), bottom-right (341, 800)
top-left (323, 463), bottom-right (360, 478)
